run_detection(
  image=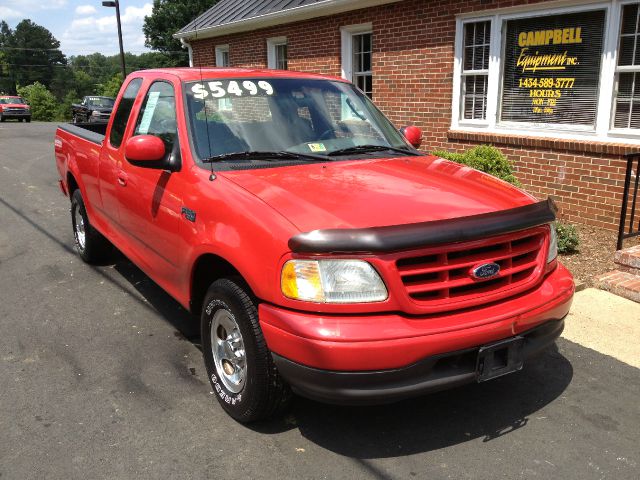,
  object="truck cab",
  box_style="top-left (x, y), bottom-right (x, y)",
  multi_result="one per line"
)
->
top-left (54, 68), bottom-right (574, 422)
